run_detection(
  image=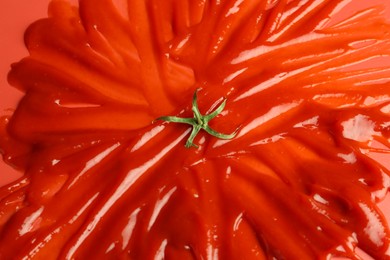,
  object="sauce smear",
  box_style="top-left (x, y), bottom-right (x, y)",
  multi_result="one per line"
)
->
top-left (1, 0), bottom-right (390, 259)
